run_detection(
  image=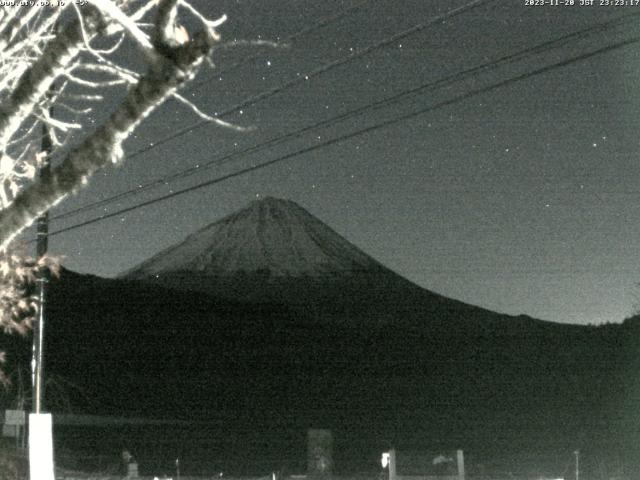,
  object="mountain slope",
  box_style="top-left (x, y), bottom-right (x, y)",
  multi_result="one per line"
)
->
top-left (40, 268), bottom-right (639, 477)
top-left (124, 197), bottom-right (382, 279)
top-left (121, 197), bottom-right (518, 330)
top-left (29, 197), bottom-right (640, 476)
